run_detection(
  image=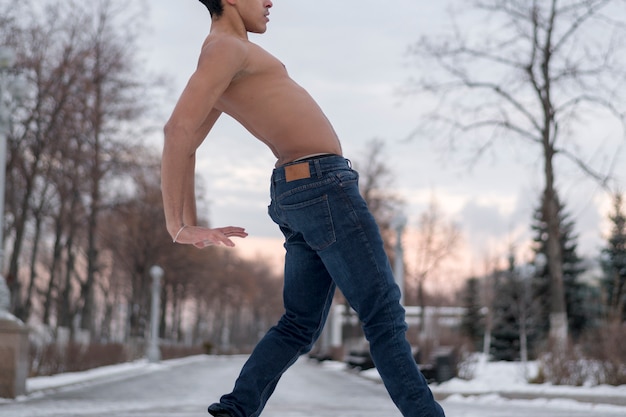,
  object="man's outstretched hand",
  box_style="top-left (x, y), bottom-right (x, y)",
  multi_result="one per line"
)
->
top-left (173, 225), bottom-right (248, 248)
